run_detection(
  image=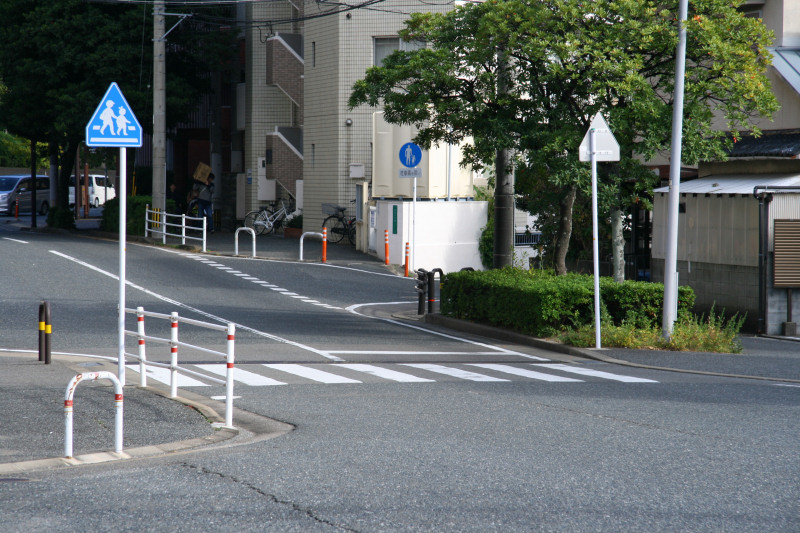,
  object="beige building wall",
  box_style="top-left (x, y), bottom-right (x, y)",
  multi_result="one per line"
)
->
top-left (243, 2), bottom-right (299, 213)
top-left (303, 2), bottom-right (452, 232)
